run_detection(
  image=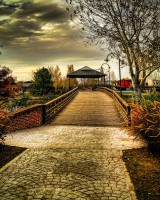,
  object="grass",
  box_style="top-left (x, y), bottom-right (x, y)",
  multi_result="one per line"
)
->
top-left (123, 148), bottom-right (160, 200)
top-left (0, 145), bottom-right (26, 168)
